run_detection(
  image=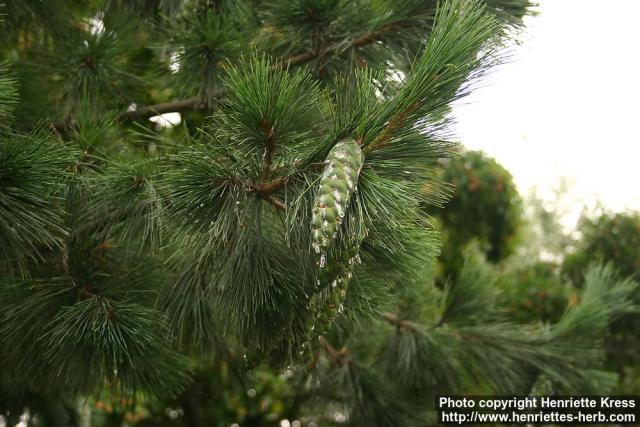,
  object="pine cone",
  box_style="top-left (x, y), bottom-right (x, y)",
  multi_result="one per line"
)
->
top-left (310, 138), bottom-right (365, 334)
top-left (314, 239), bottom-right (362, 331)
top-left (311, 138), bottom-right (364, 257)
